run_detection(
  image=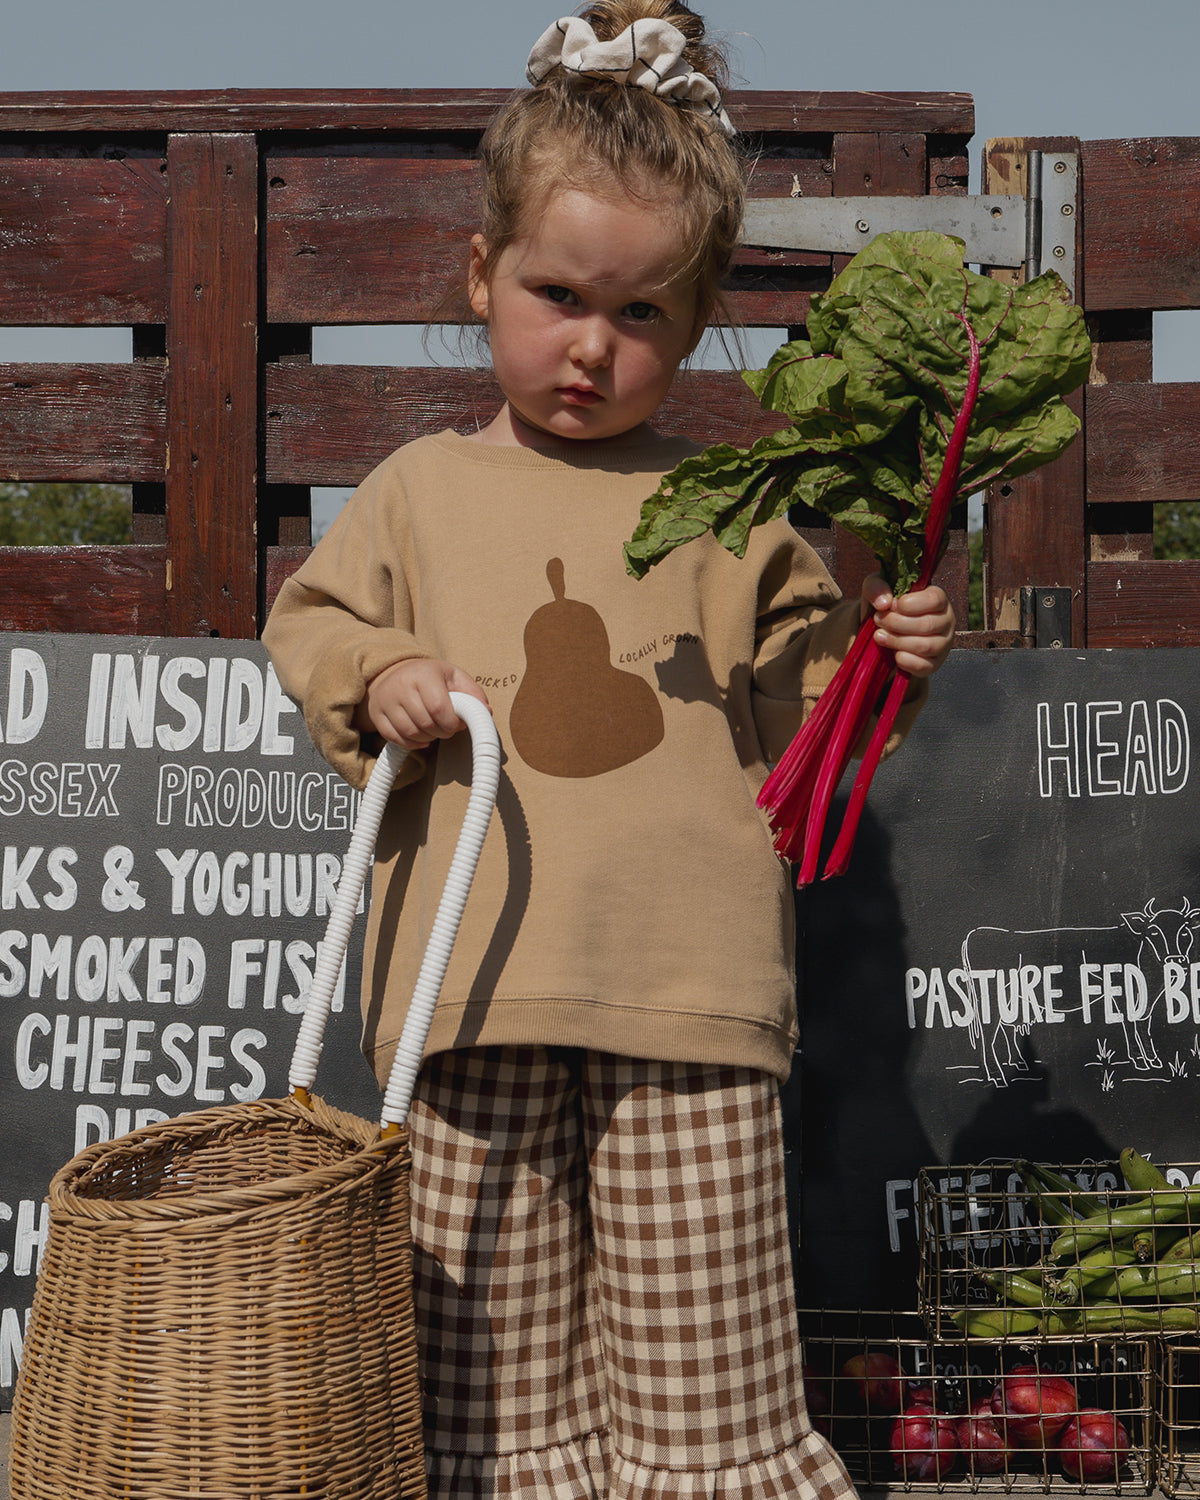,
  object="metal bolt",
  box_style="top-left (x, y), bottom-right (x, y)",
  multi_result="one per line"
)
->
top-left (1043, 595), bottom-right (1057, 609)
top-left (1061, 203), bottom-right (1074, 216)
top-left (856, 219), bottom-right (870, 234)
top-left (1054, 159), bottom-right (1067, 174)
top-left (1053, 245), bottom-right (1066, 258)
